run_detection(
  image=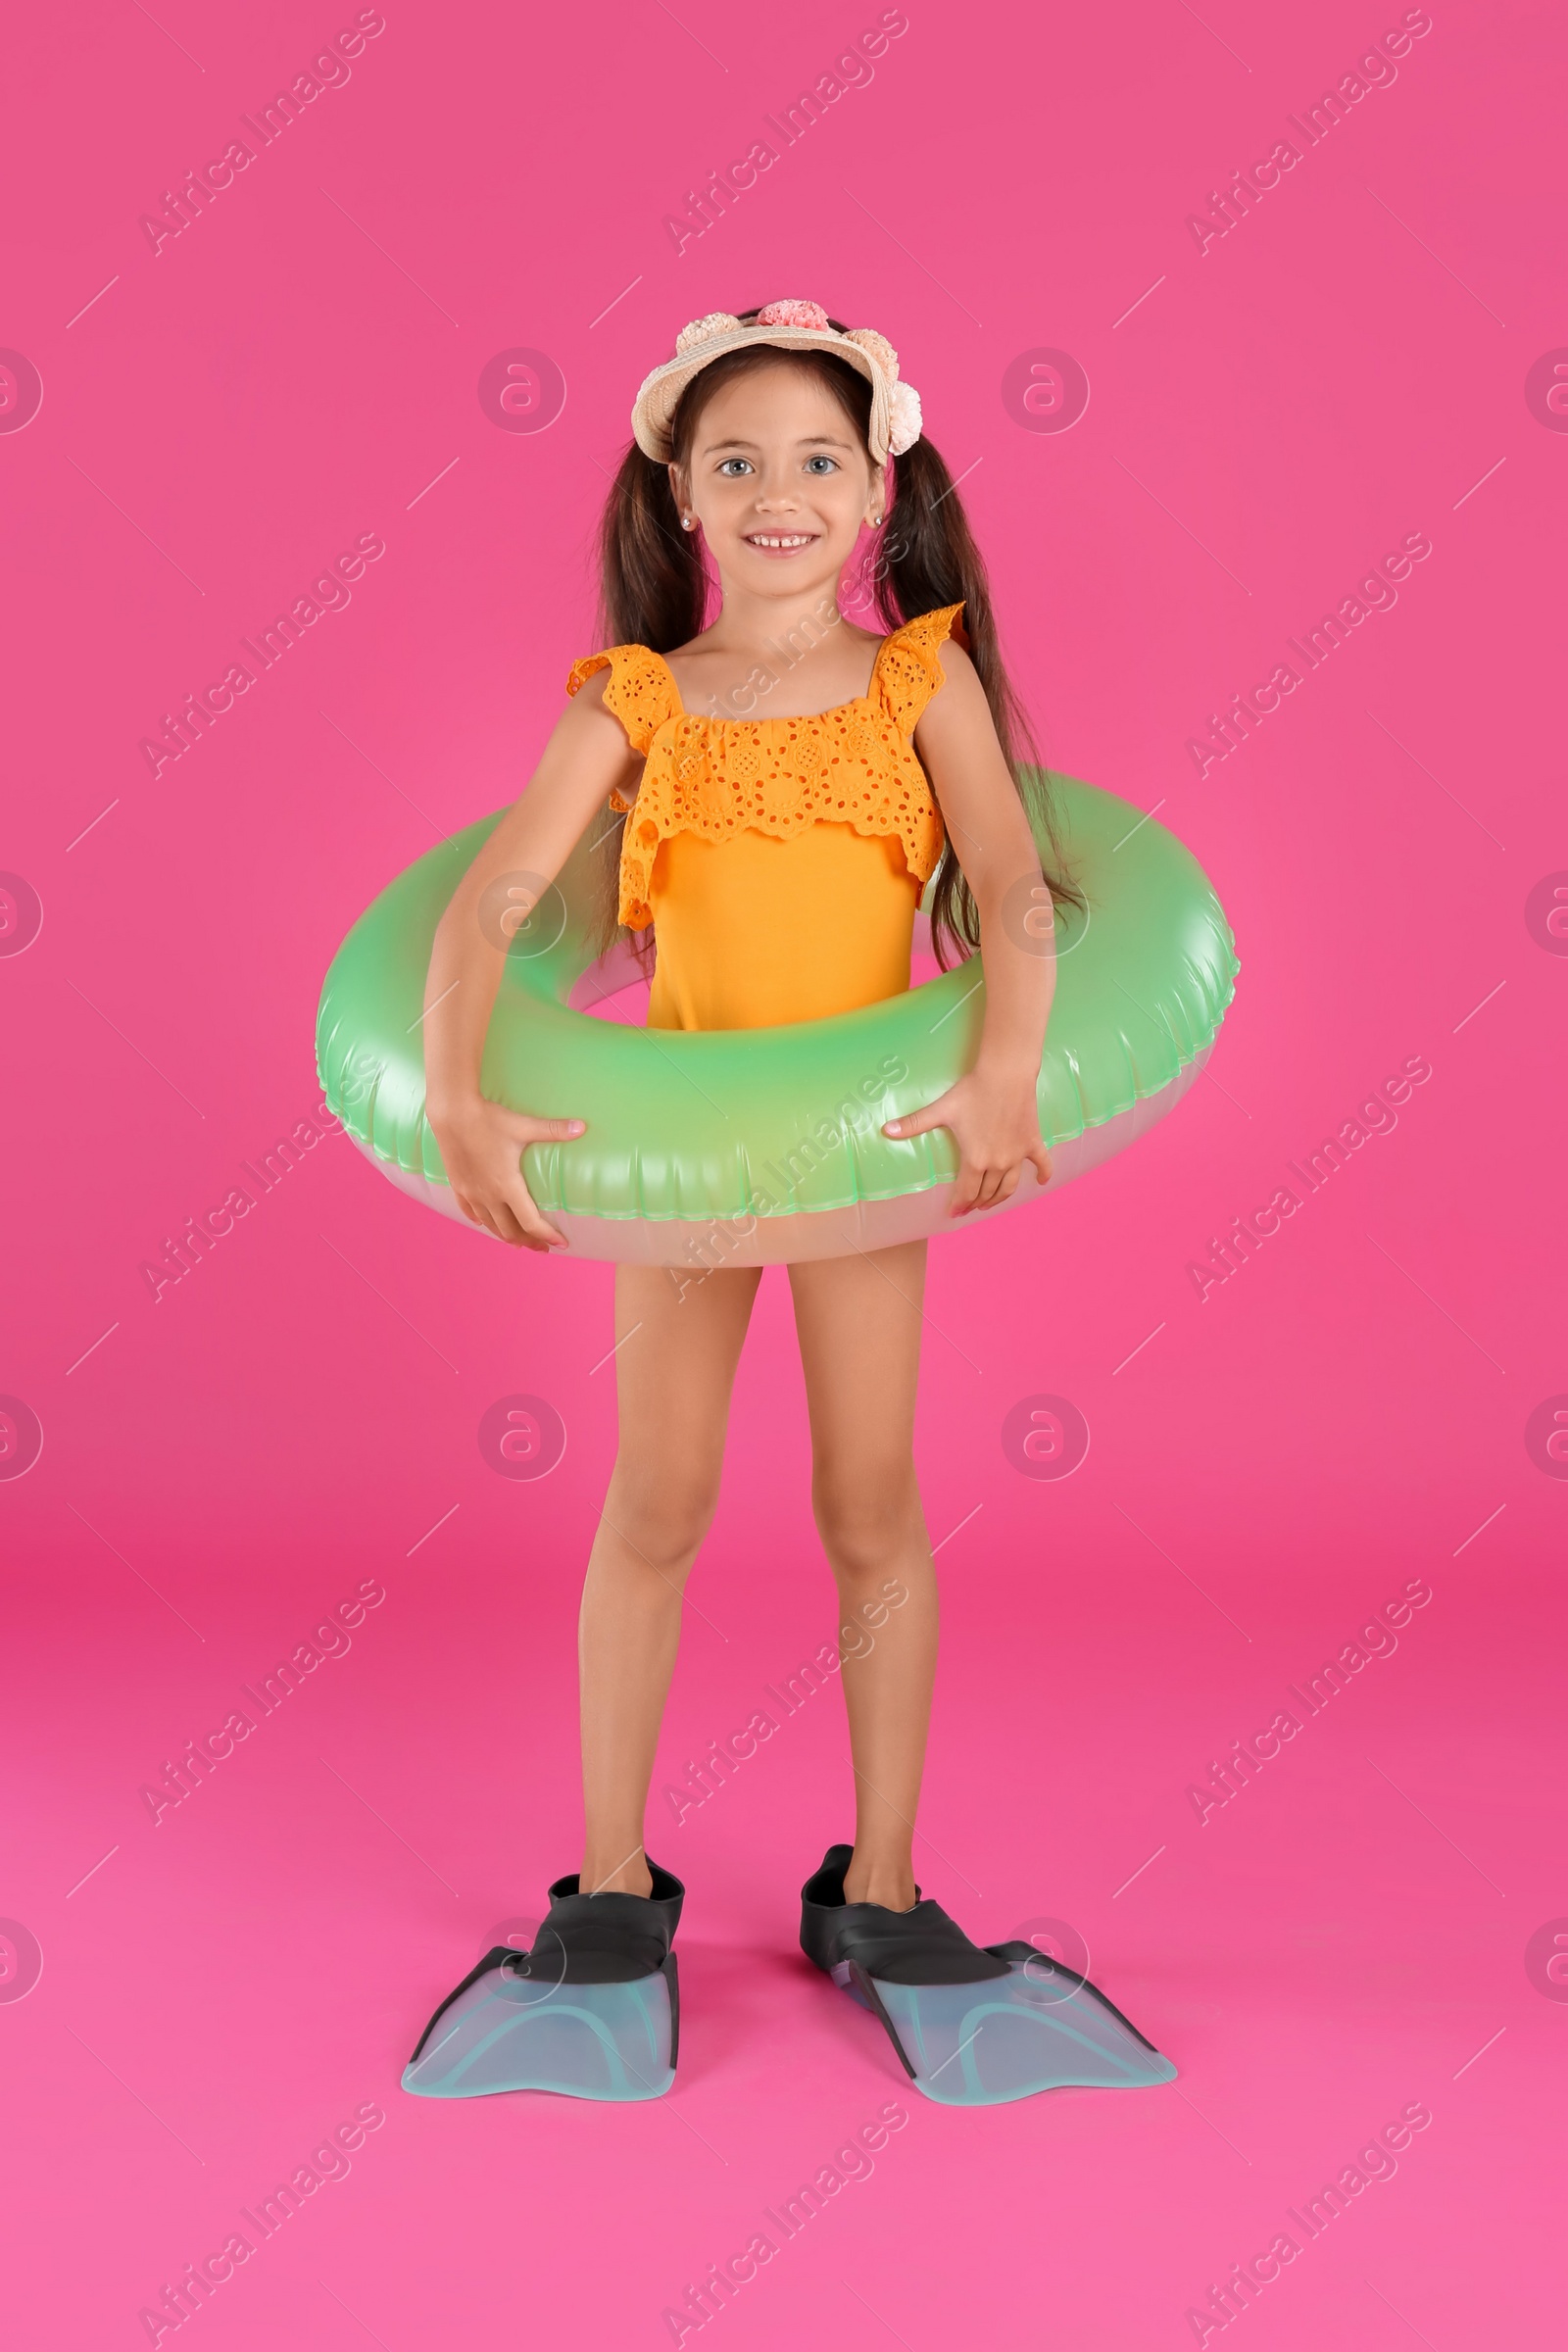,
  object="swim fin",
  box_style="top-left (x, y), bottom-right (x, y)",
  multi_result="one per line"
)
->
top-left (800, 1844), bottom-right (1175, 2107)
top-left (403, 1862), bottom-right (683, 2101)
